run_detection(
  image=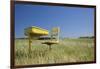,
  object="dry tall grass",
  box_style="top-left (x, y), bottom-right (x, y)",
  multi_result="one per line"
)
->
top-left (15, 38), bottom-right (94, 65)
